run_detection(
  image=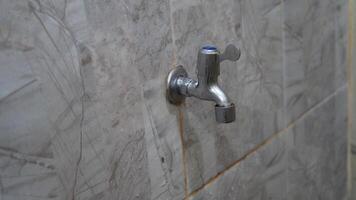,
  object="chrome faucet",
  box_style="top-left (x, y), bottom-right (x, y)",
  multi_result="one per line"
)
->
top-left (166, 44), bottom-right (241, 123)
